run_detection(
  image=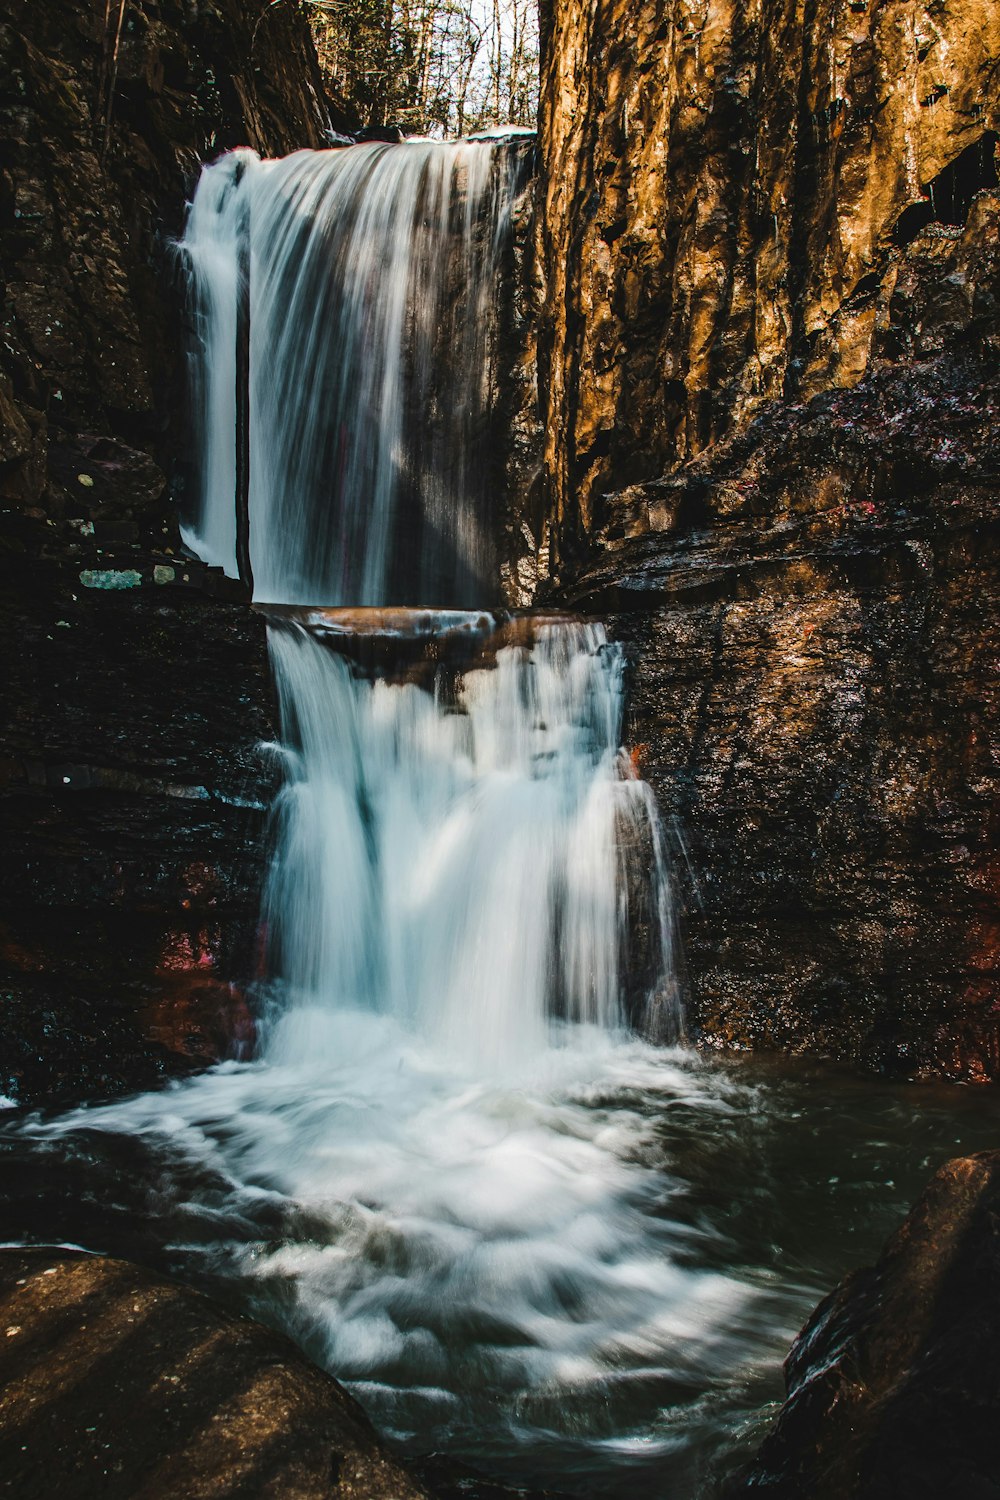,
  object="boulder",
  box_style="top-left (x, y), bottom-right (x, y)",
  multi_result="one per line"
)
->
top-left (0, 1249), bottom-right (429, 1499)
top-left (726, 1151), bottom-right (1000, 1498)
